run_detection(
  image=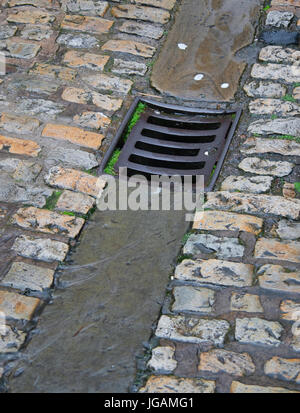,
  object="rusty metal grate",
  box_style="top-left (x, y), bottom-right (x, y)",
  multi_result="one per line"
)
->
top-left (100, 98), bottom-right (242, 192)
